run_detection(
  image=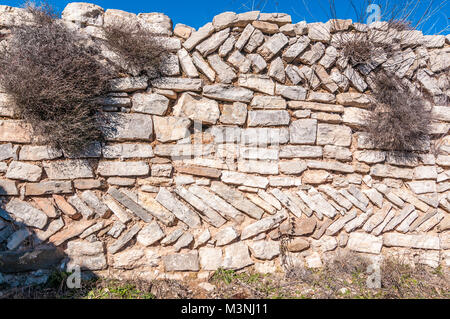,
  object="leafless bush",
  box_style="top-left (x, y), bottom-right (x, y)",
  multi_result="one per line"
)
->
top-left (103, 21), bottom-right (170, 77)
top-left (365, 73), bottom-right (431, 152)
top-left (0, 3), bottom-right (112, 153)
top-left (325, 251), bottom-right (370, 275)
